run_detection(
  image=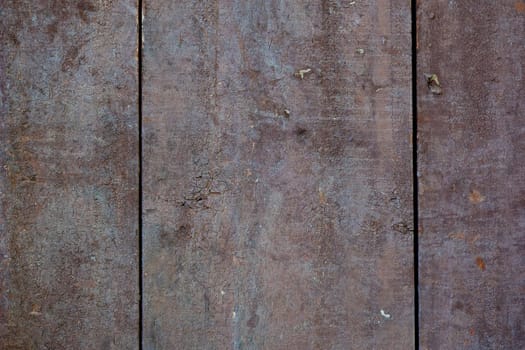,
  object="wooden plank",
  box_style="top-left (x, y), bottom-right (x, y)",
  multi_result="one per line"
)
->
top-left (417, 1), bottom-right (525, 349)
top-left (0, 1), bottom-right (139, 348)
top-left (143, 1), bottom-right (413, 348)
